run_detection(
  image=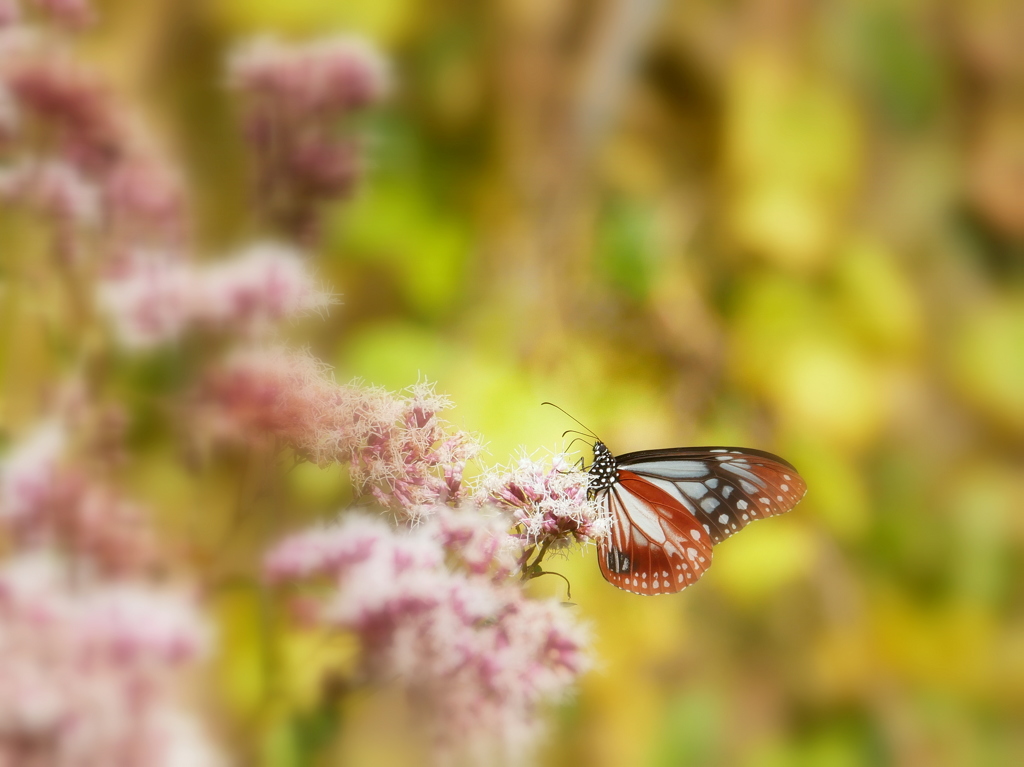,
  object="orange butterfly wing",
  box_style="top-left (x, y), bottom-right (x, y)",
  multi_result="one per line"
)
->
top-left (597, 471), bottom-right (713, 595)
